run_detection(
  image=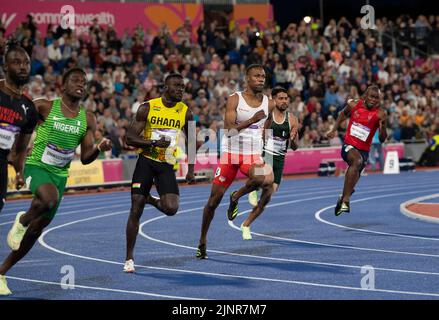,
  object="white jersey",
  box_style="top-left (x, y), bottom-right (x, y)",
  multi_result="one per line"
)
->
top-left (221, 92), bottom-right (269, 155)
